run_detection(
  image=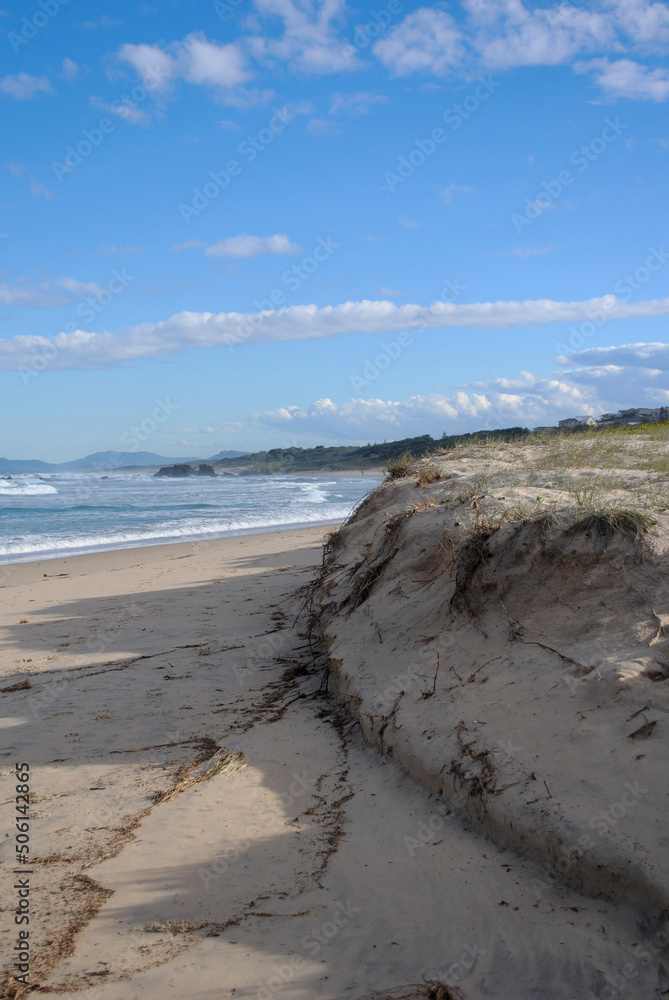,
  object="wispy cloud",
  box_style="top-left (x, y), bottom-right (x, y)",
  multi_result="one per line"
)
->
top-left (374, 8), bottom-right (464, 76)
top-left (440, 182), bottom-right (474, 204)
top-left (89, 95), bottom-right (153, 127)
top-left (118, 32), bottom-right (250, 96)
top-left (100, 243), bottom-right (140, 255)
top-left (247, 0), bottom-right (358, 73)
top-left (29, 179), bottom-right (58, 200)
top-left (491, 244), bottom-right (561, 259)
top-left (255, 377), bottom-right (589, 437)
top-left (329, 91), bottom-right (389, 116)
top-left (371, 1), bottom-right (669, 101)
top-left (3, 294), bottom-right (669, 371)
top-left (171, 234), bottom-right (300, 258)
top-left (576, 58), bottom-right (669, 102)
top-left (76, 15), bottom-right (122, 29)
top-left (6, 162), bottom-right (57, 200)
top-left (0, 275), bottom-right (105, 309)
top-left (256, 348), bottom-right (669, 438)
top-left (61, 58), bottom-right (81, 82)
top-left (0, 73), bottom-right (52, 100)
